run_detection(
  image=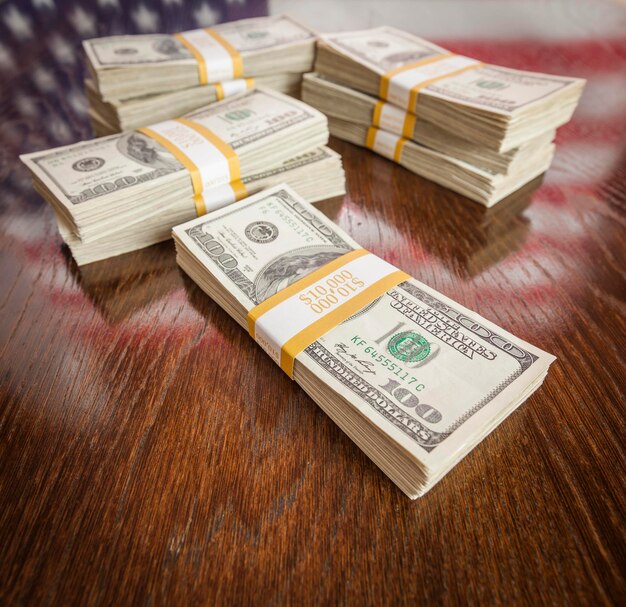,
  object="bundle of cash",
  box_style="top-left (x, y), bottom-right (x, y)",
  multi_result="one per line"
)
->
top-left (86, 73), bottom-right (304, 136)
top-left (305, 27), bottom-right (583, 205)
top-left (173, 184), bottom-right (555, 498)
top-left (303, 73), bottom-right (555, 175)
top-left (303, 73), bottom-right (554, 206)
top-left (327, 116), bottom-right (553, 206)
top-left (83, 15), bottom-right (318, 133)
top-left (21, 89), bottom-right (345, 265)
top-left (315, 27), bottom-right (585, 152)
top-left (57, 148), bottom-right (344, 265)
